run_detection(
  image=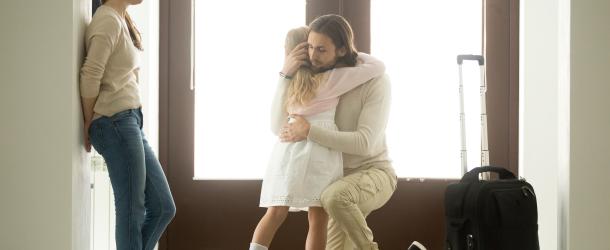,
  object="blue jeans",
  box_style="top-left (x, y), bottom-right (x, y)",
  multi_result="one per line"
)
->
top-left (89, 108), bottom-right (176, 250)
